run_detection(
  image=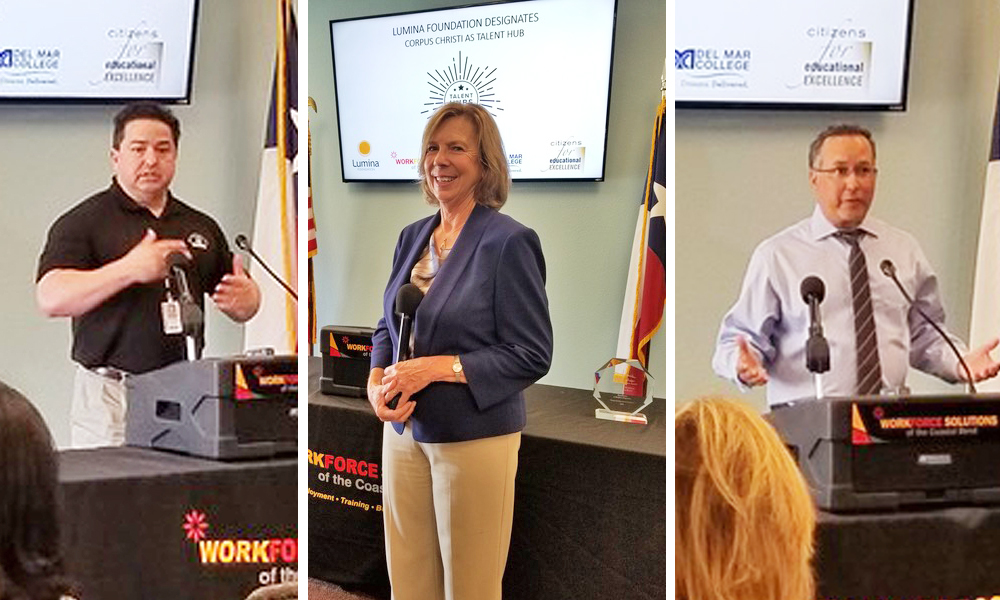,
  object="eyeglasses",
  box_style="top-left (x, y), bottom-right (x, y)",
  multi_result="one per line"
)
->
top-left (811, 165), bottom-right (878, 180)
